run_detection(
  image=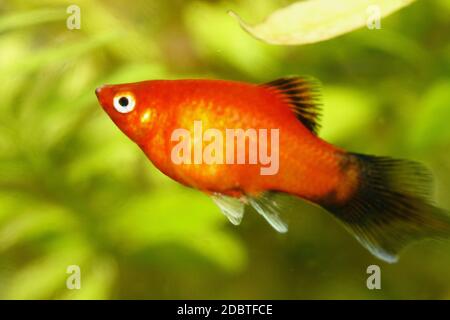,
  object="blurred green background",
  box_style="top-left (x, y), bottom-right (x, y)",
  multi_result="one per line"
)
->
top-left (1, 0), bottom-right (450, 299)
